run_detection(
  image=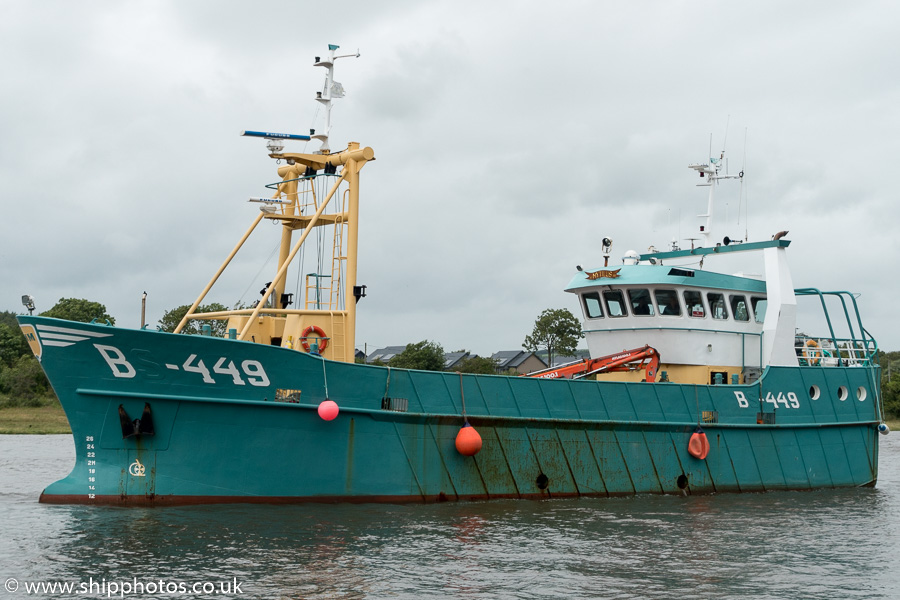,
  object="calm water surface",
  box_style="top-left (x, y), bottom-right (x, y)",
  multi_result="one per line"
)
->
top-left (1, 434), bottom-right (897, 599)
